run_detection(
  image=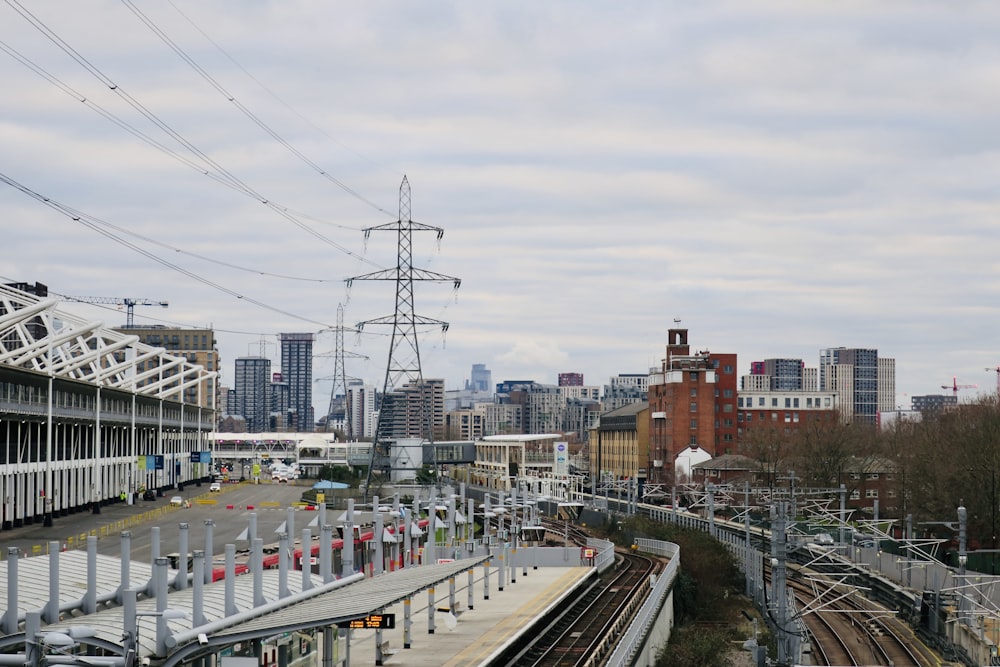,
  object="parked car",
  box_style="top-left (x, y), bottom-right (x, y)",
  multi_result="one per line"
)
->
top-left (169, 495), bottom-right (184, 507)
top-left (209, 482), bottom-right (222, 492)
top-left (142, 490), bottom-right (156, 501)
